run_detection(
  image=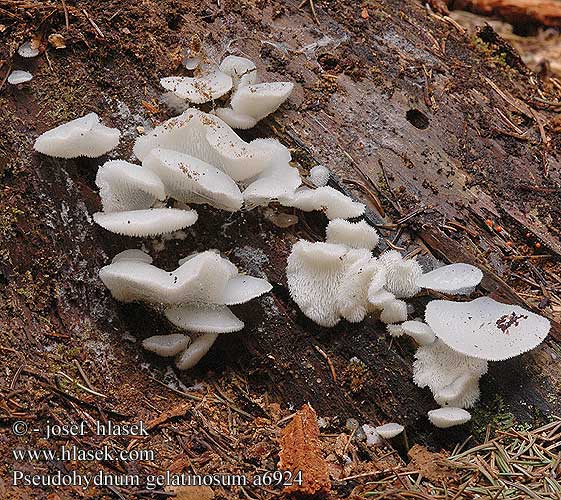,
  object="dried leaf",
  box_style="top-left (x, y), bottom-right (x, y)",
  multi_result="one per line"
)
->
top-left (279, 403), bottom-right (330, 496)
top-left (361, 7), bottom-right (369, 19)
top-left (48, 34), bottom-right (66, 49)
